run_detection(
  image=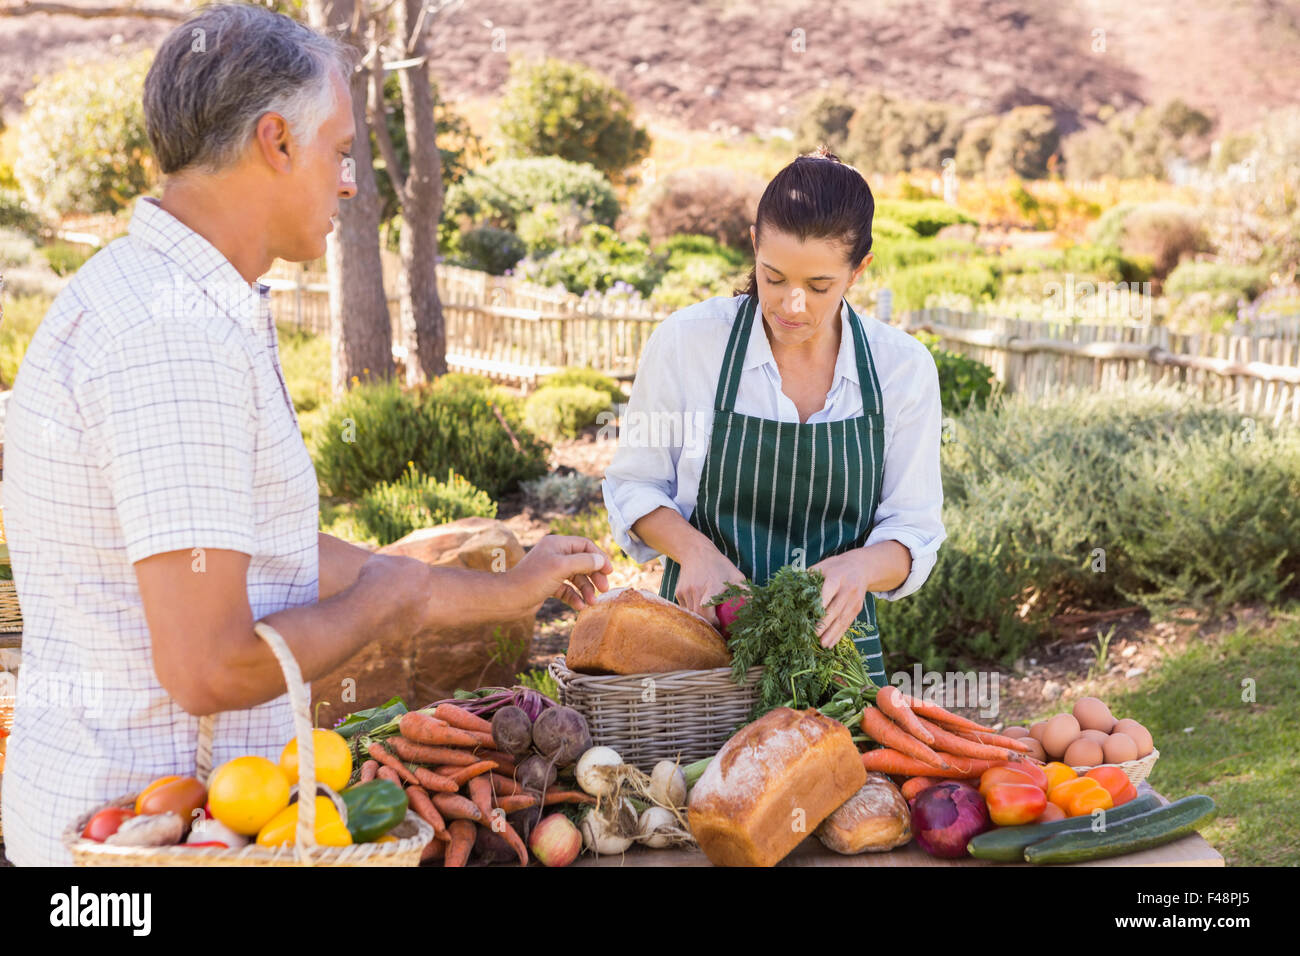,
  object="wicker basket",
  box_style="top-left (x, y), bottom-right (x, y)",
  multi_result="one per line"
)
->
top-left (61, 622), bottom-right (434, 866)
top-left (1070, 748), bottom-right (1159, 786)
top-left (0, 582), bottom-right (20, 634)
top-left (548, 655), bottom-right (762, 771)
